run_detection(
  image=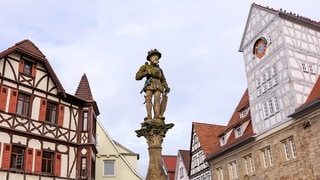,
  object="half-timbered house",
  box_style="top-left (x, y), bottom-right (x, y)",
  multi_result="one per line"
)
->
top-left (0, 40), bottom-right (99, 179)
